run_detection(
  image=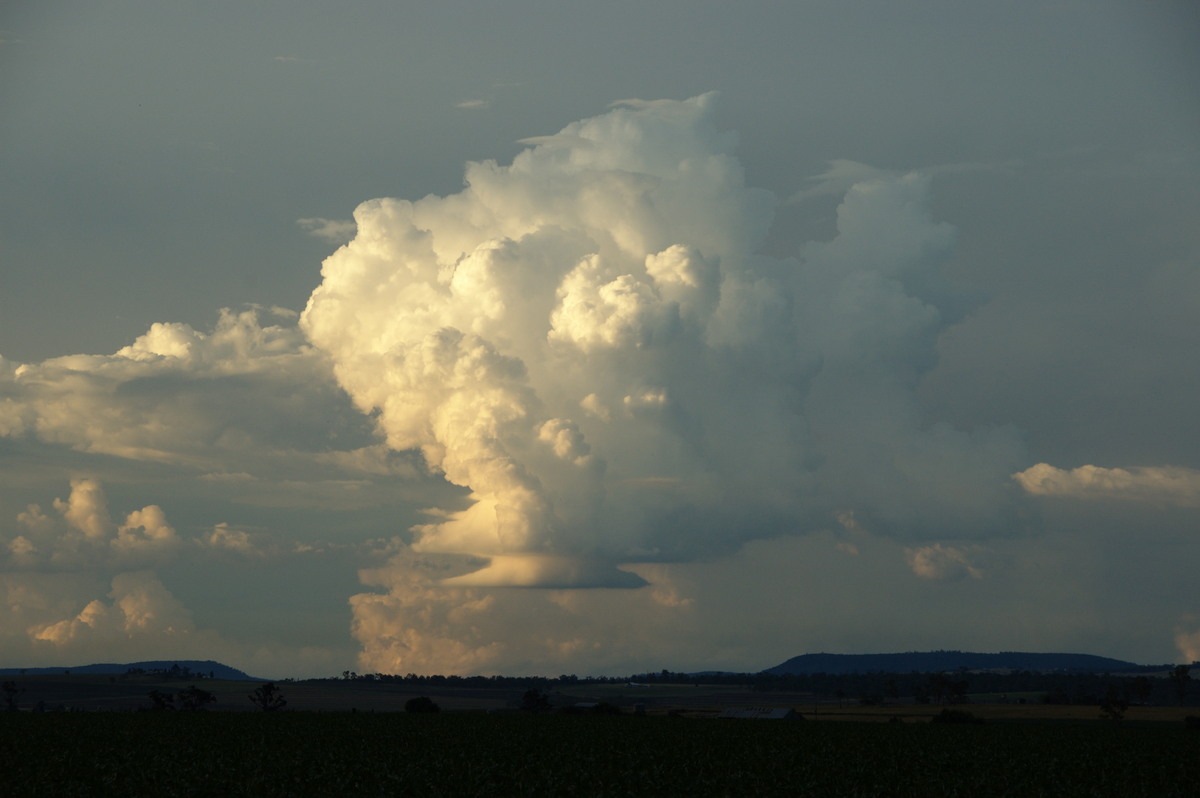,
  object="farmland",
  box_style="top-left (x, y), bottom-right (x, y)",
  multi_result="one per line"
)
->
top-left (4, 672), bottom-right (1198, 795)
top-left (6, 671), bottom-right (1200, 720)
top-left (4, 710), bottom-right (1199, 796)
